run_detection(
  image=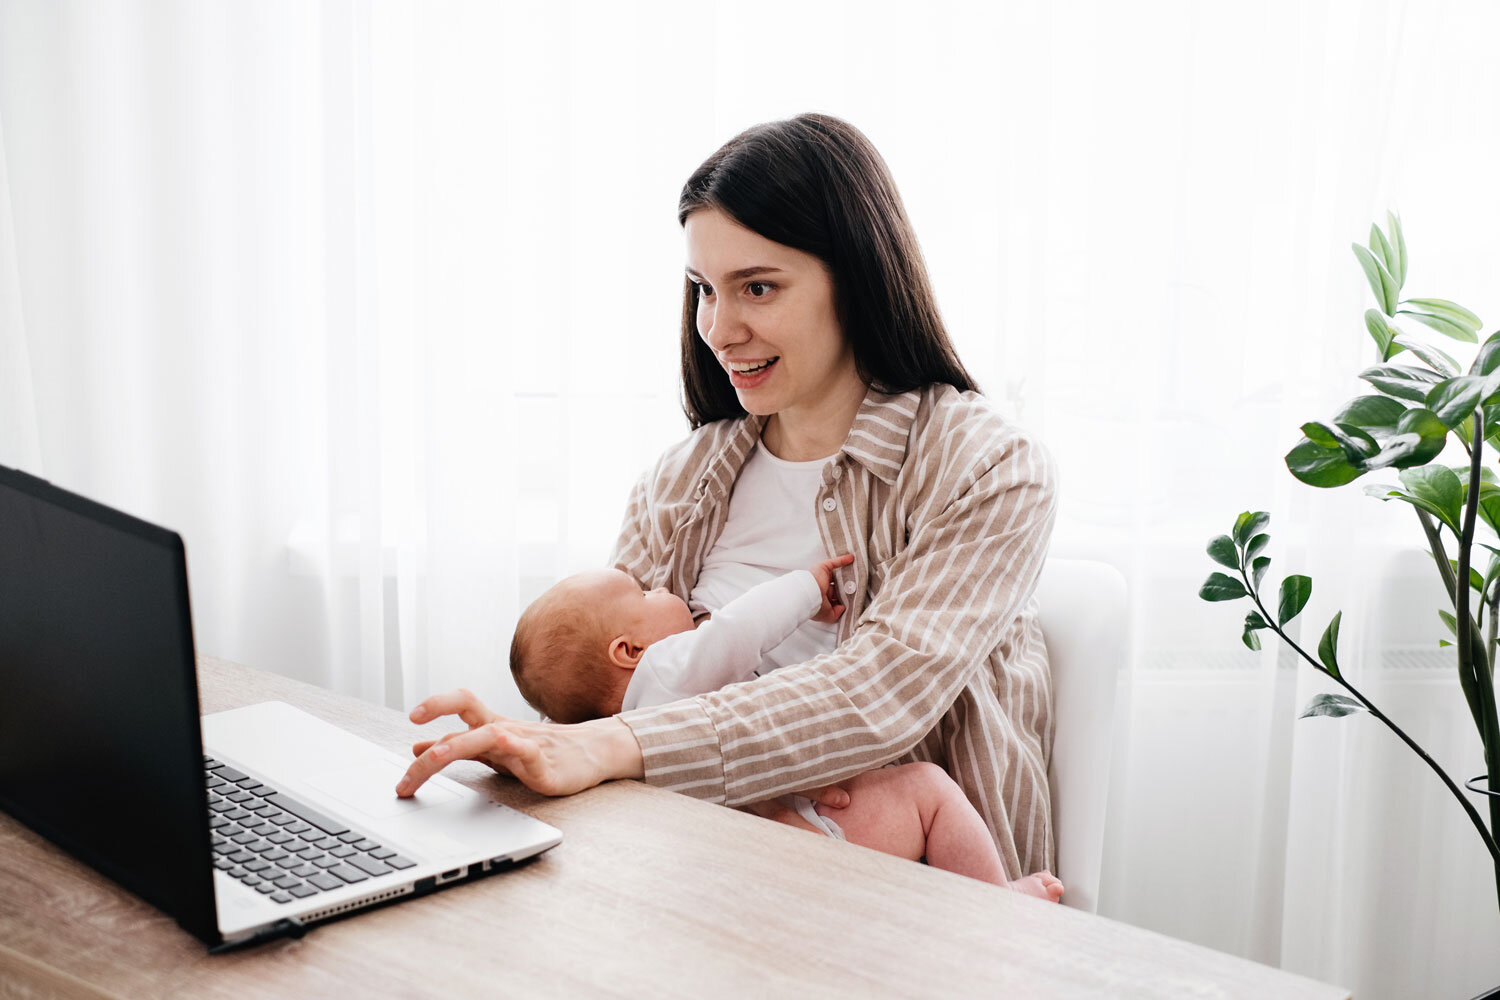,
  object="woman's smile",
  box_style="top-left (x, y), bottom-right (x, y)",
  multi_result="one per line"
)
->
top-left (726, 356), bottom-right (780, 388)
